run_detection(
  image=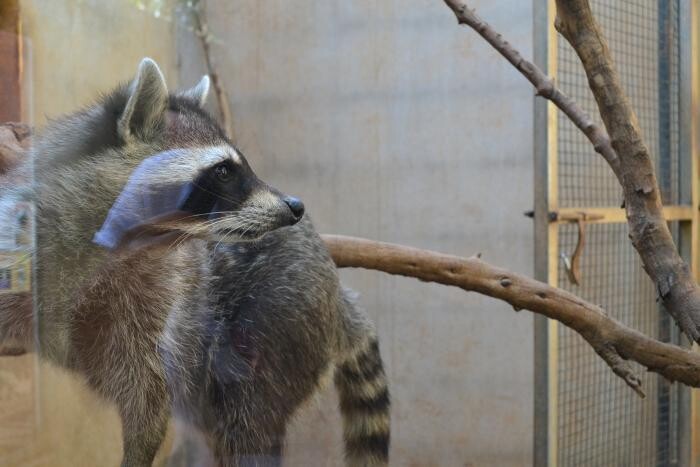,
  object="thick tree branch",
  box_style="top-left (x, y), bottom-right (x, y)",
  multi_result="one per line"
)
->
top-left (553, 0), bottom-right (700, 342)
top-left (323, 234), bottom-right (700, 396)
top-left (442, 0), bottom-right (619, 171)
top-left (442, 0), bottom-right (700, 343)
